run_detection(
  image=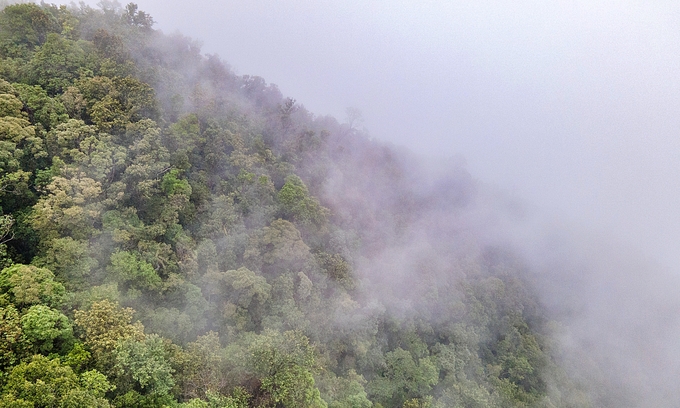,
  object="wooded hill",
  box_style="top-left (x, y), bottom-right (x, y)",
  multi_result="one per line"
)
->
top-left (0, 2), bottom-right (592, 407)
